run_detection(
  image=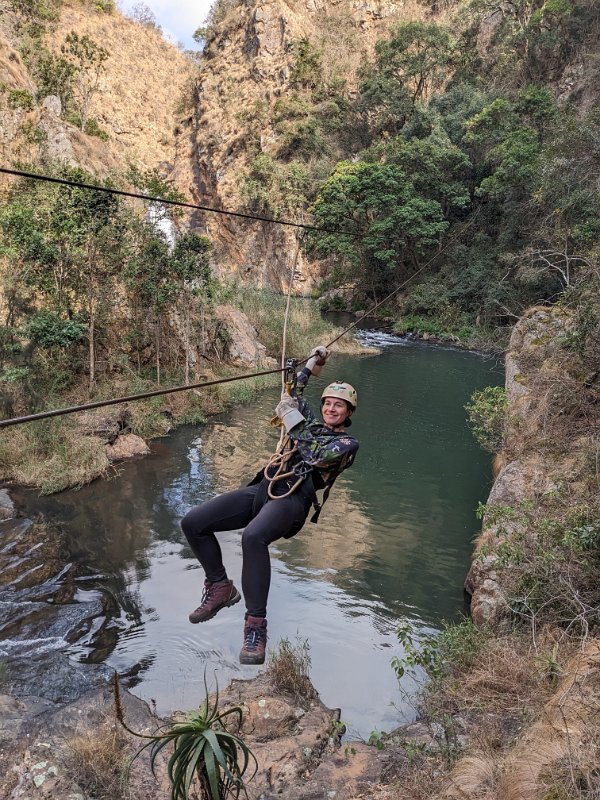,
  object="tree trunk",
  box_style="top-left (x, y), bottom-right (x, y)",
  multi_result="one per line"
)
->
top-left (89, 310), bottom-right (95, 393)
top-left (155, 316), bottom-right (161, 386)
top-left (184, 290), bottom-right (190, 385)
